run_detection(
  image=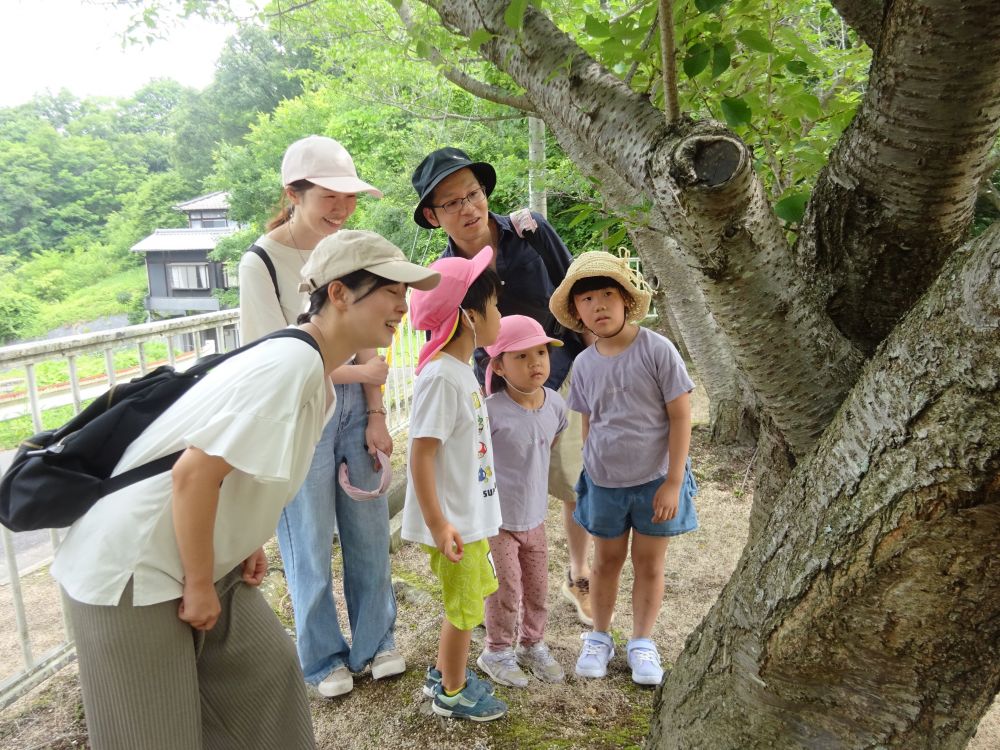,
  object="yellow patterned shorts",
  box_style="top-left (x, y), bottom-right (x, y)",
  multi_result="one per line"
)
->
top-left (422, 538), bottom-right (499, 630)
